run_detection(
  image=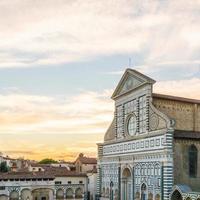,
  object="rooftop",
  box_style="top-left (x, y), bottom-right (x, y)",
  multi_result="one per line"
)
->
top-left (0, 166), bottom-right (86, 180)
top-left (153, 93), bottom-right (200, 104)
top-left (174, 130), bottom-right (200, 140)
